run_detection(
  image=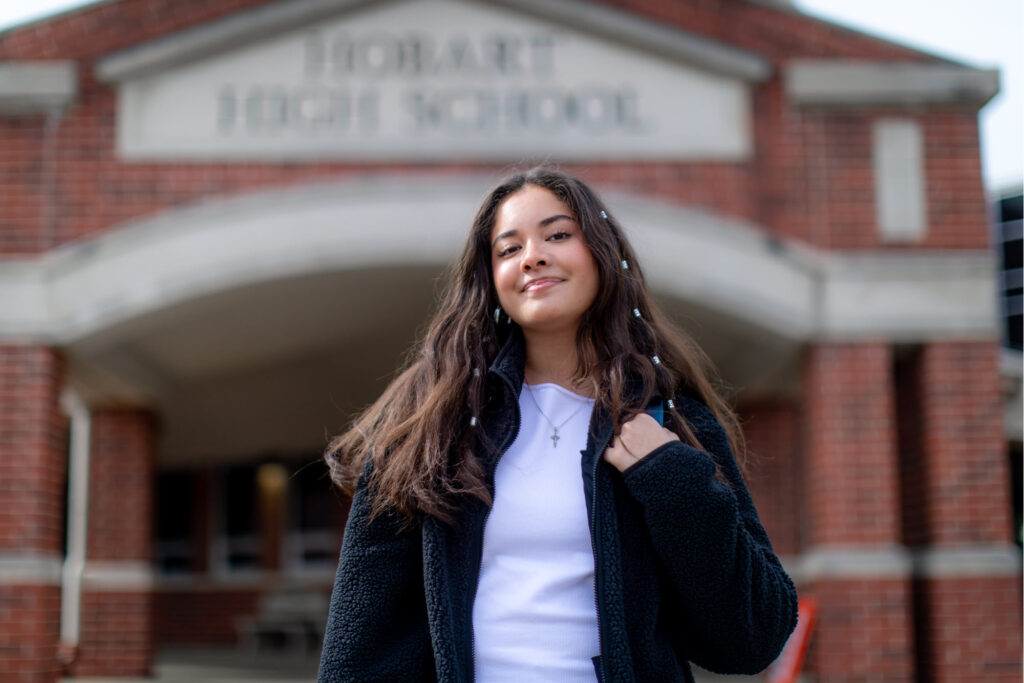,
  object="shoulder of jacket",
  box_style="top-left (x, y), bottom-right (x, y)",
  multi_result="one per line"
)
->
top-left (675, 395), bottom-right (730, 456)
top-left (676, 395), bottom-right (715, 427)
